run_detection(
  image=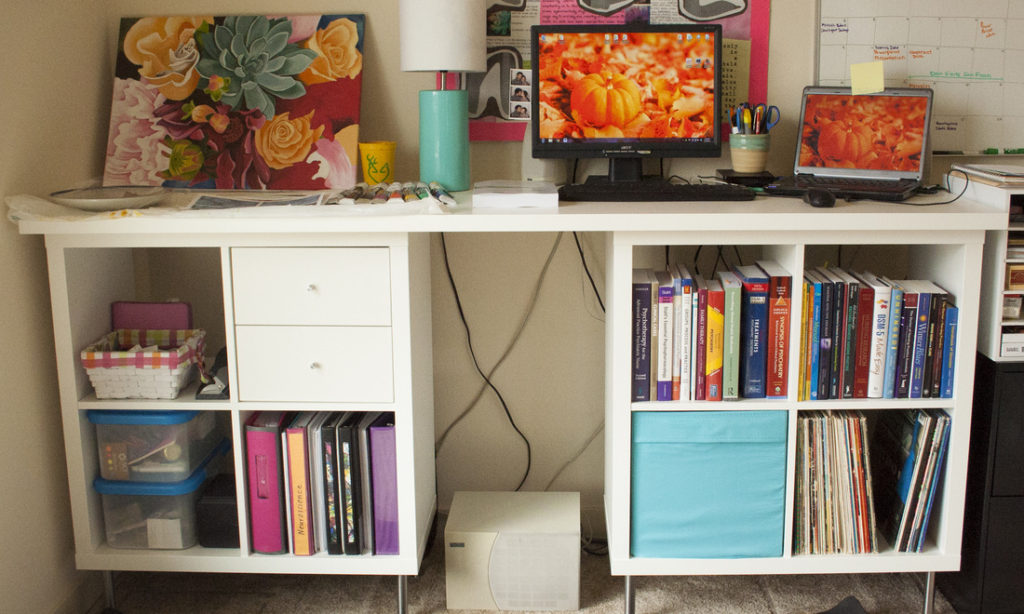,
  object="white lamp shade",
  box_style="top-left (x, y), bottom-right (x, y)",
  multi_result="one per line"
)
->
top-left (399, 0), bottom-right (487, 73)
